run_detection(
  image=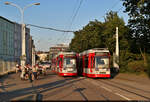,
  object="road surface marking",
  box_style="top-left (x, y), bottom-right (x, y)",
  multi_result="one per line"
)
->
top-left (86, 79), bottom-right (112, 92)
top-left (101, 86), bottom-right (112, 92)
top-left (115, 93), bottom-right (131, 100)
